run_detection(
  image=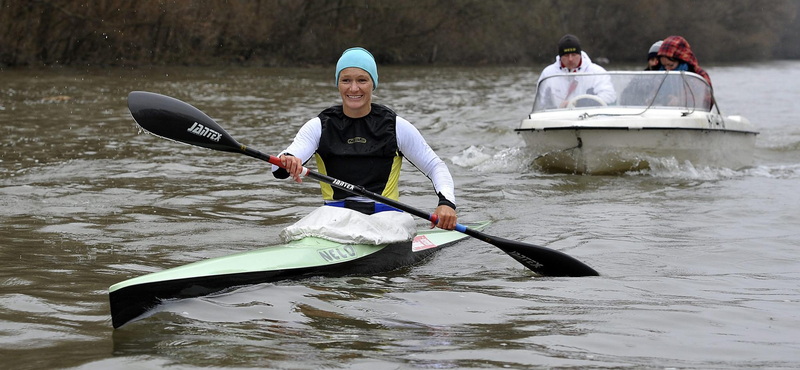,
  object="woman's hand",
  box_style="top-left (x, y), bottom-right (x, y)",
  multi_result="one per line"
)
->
top-left (280, 154), bottom-right (304, 183)
top-left (431, 205), bottom-right (457, 230)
